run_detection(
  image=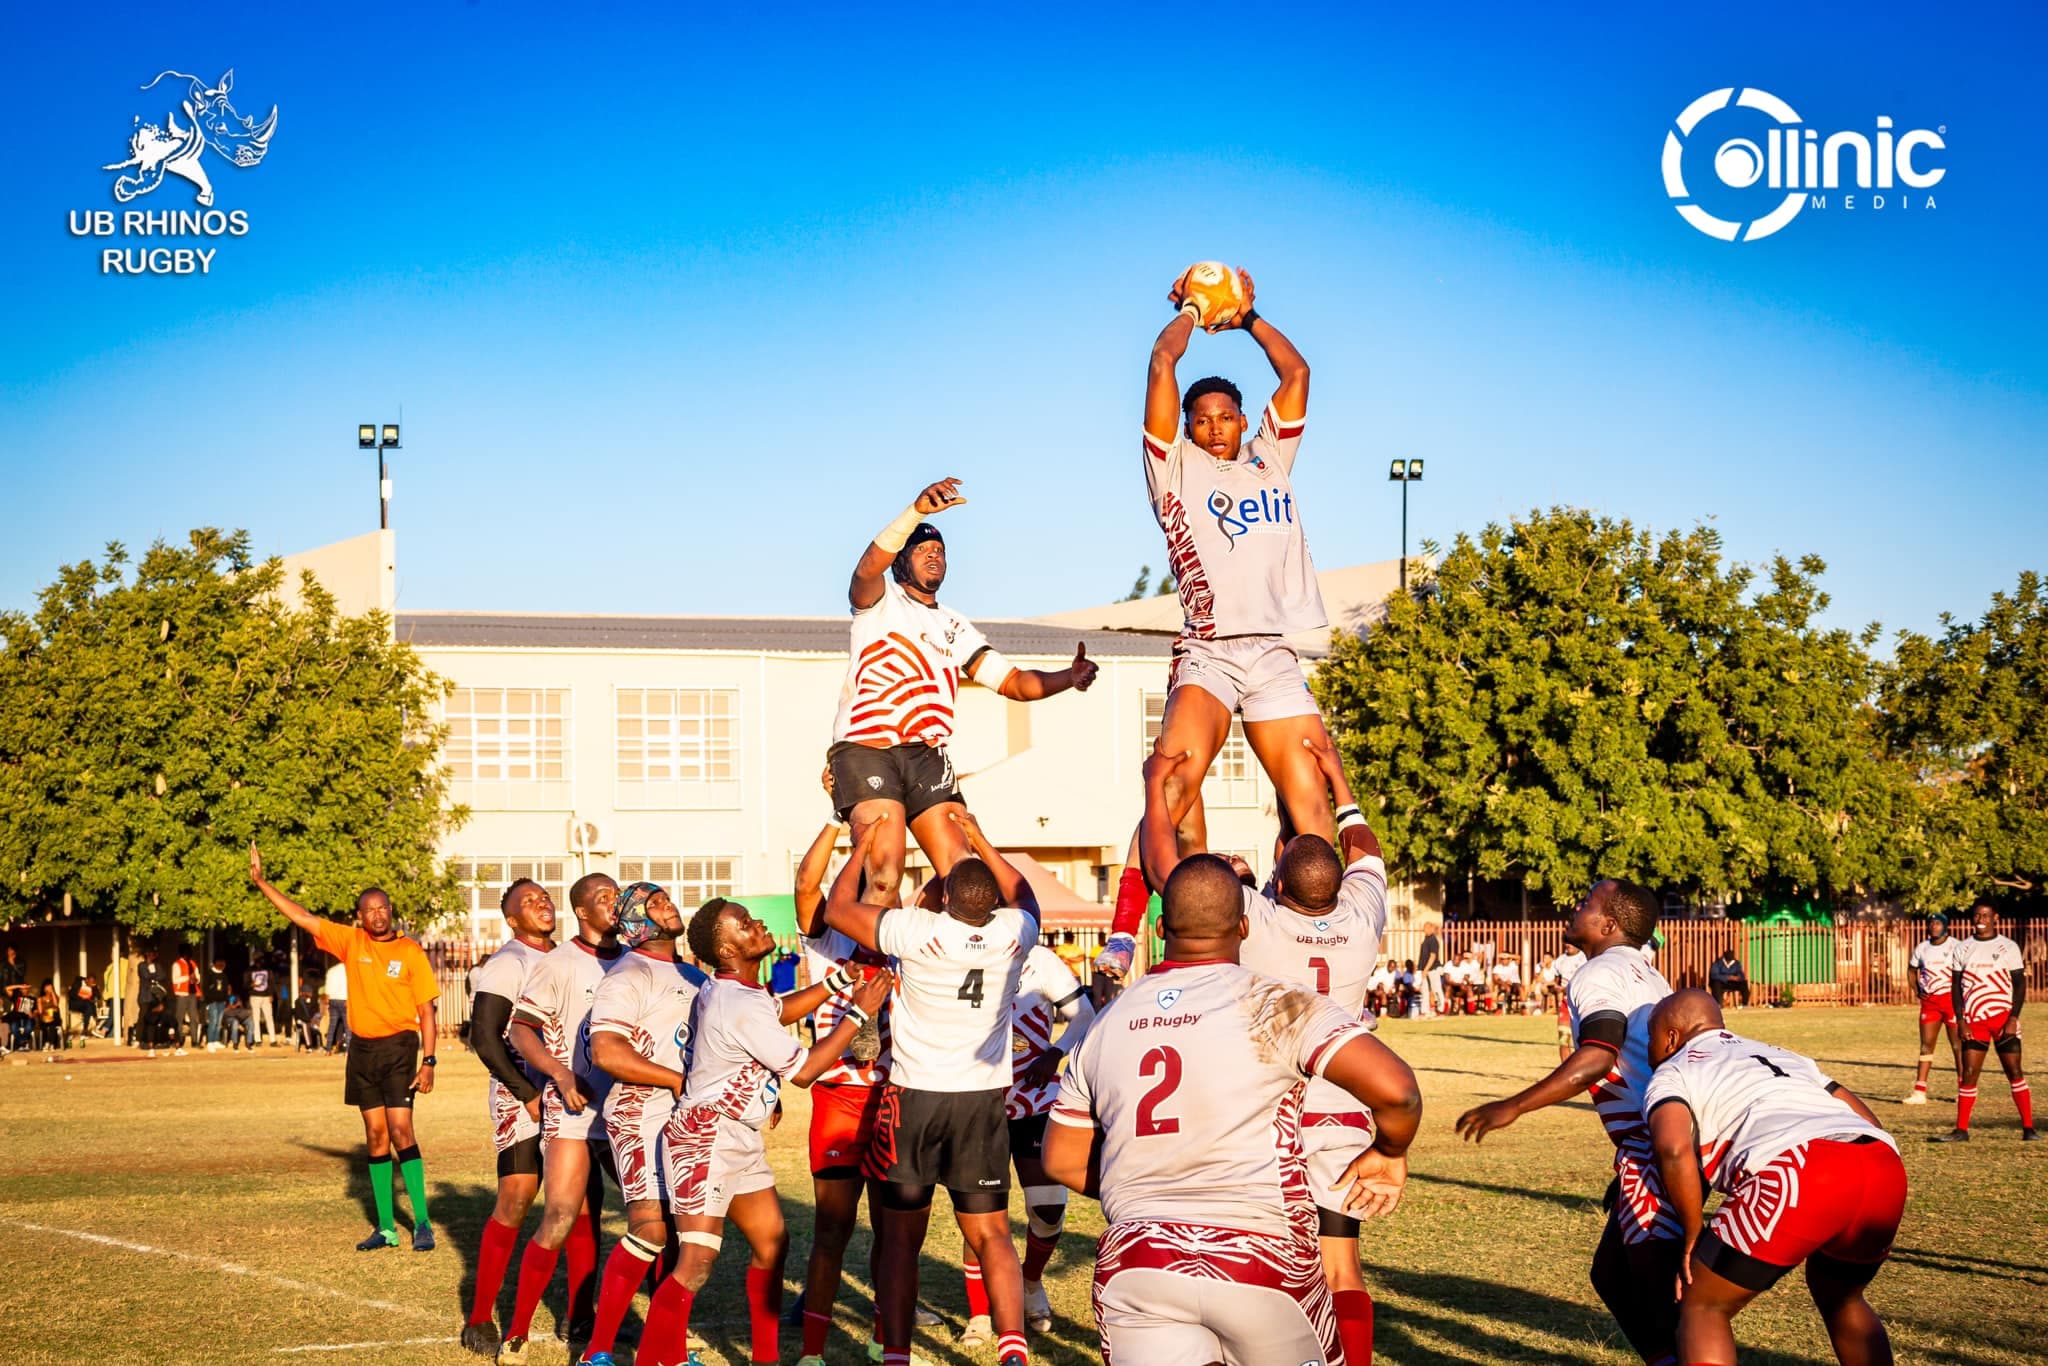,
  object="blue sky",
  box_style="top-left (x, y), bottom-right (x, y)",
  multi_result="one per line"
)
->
top-left (5, 2), bottom-right (2043, 643)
